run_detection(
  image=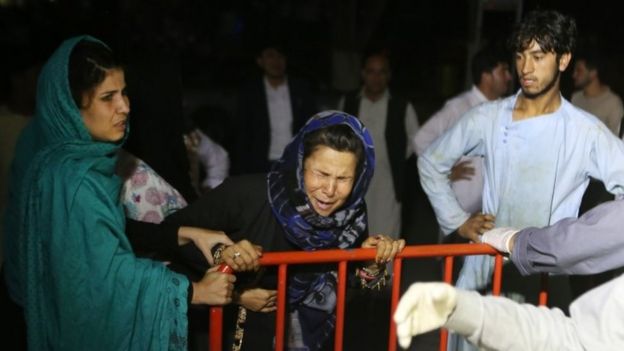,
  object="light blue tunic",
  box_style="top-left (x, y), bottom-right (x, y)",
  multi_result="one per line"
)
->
top-left (419, 92), bottom-right (624, 291)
